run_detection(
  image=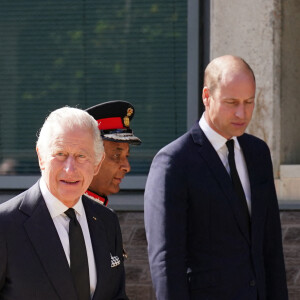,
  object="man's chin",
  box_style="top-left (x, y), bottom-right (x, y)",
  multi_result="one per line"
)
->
top-left (108, 185), bottom-right (121, 195)
top-left (229, 127), bottom-right (247, 137)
